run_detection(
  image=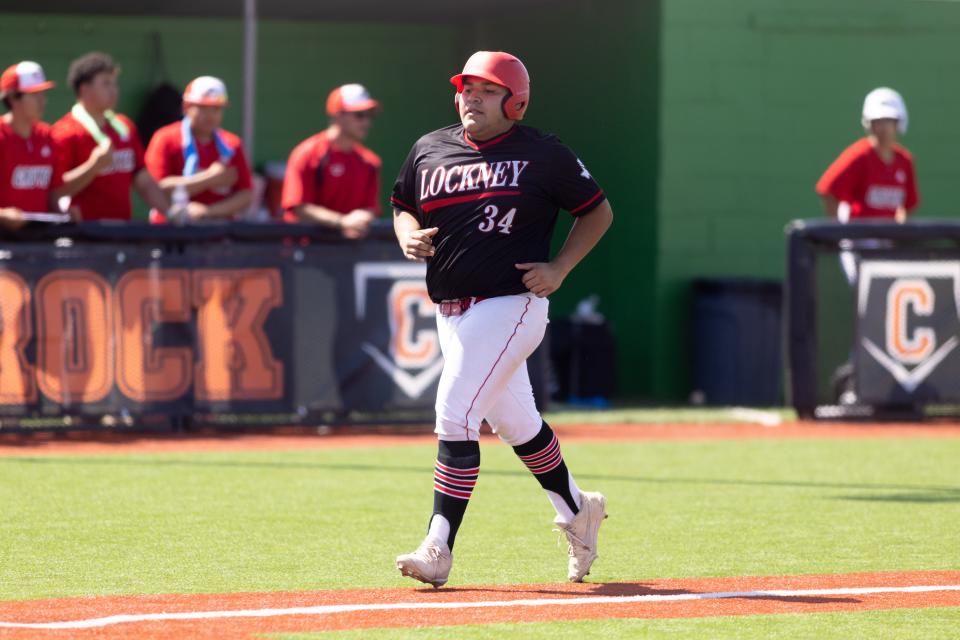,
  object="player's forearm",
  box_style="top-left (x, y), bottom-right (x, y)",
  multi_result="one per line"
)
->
top-left (393, 209), bottom-right (420, 230)
top-left (134, 169), bottom-right (171, 212)
top-left (158, 170), bottom-right (219, 198)
top-left (820, 195), bottom-right (840, 218)
top-left (291, 203), bottom-right (345, 229)
top-left (202, 190), bottom-right (253, 220)
top-left (0, 207), bottom-right (25, 230)
top-left (551, 201), bottom-right (613, 276)
top-left (60, 157), bottom-right (102, 196)
top-left (393, 209), bottom-right (420, 241)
